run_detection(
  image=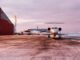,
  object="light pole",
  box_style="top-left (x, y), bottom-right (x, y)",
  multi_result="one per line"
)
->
top-left (14, 15), bottom-right (17, 33)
